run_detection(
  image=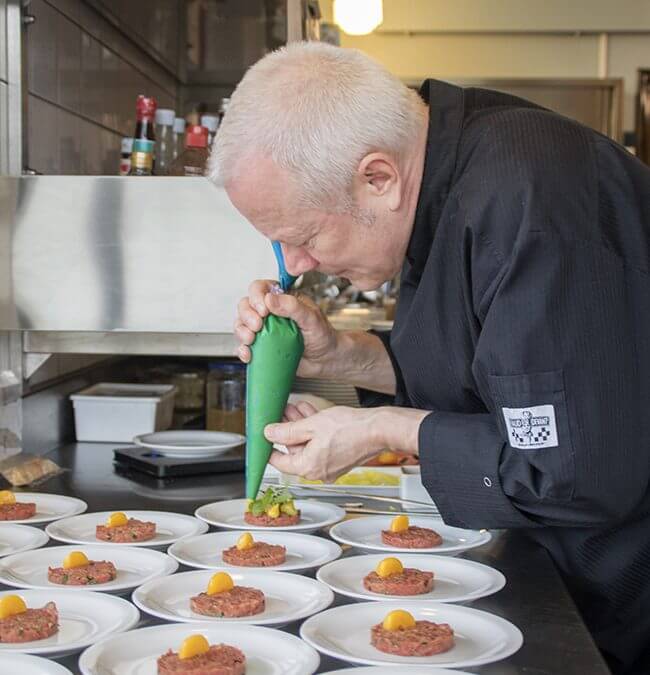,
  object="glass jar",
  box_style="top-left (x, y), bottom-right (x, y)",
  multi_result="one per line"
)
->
top-left (206, 362), bottom-right (246, 434)
top-left (170, 370), bottom-right (205, 411)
